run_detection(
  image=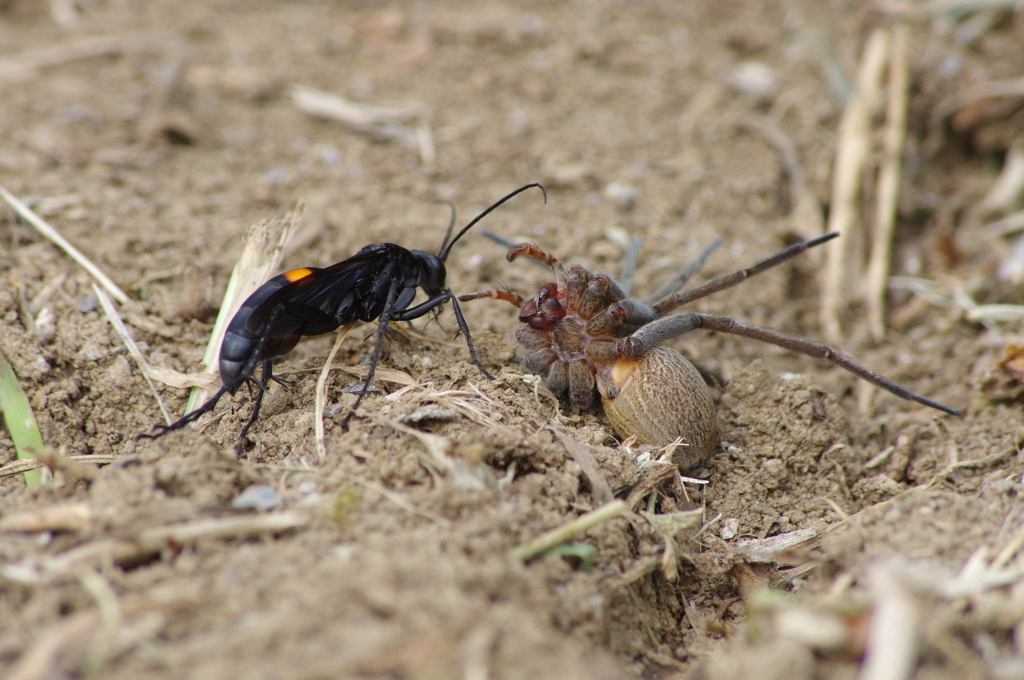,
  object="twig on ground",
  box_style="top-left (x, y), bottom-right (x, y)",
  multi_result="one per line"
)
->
top-left (510, 500), bottom-right (627, 562)
top-left (0, 35), bottom-right (141, 82)
top-left (289, 84), bottom-right (434, 166)
top-left (0, 454), bottom-right (115, 479)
